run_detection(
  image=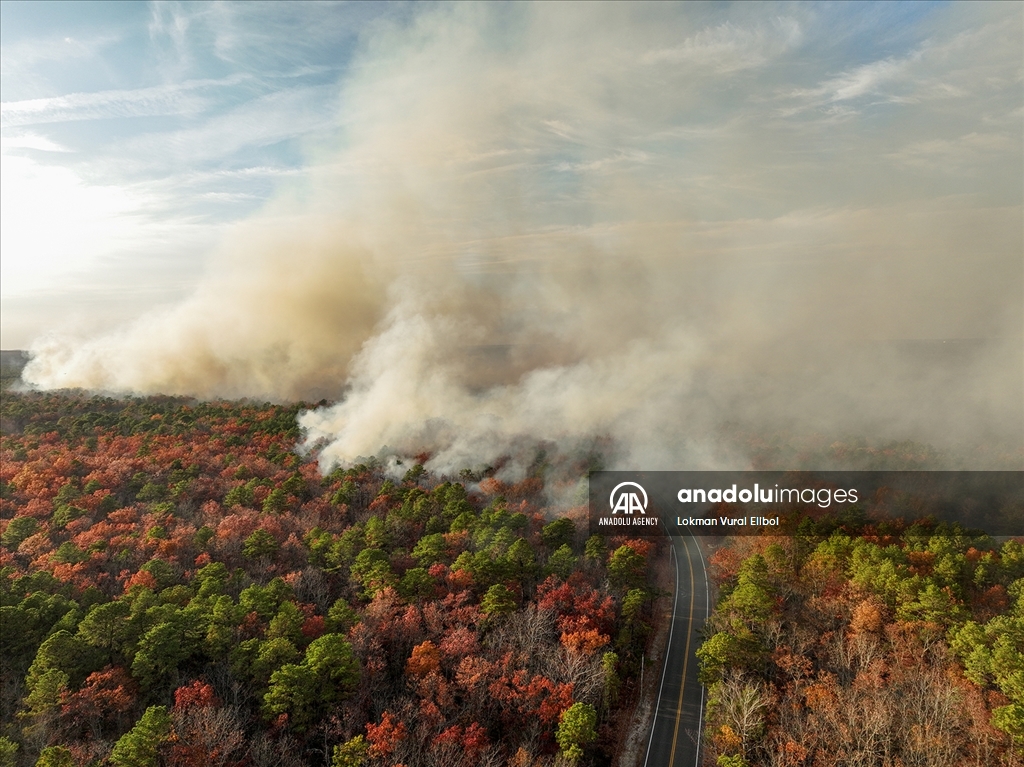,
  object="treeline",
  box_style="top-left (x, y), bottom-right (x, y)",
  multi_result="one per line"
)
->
top-left (0, 391), bottom-right (660, 767)
top-left (698, 520), bottom-right (1024, 766)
